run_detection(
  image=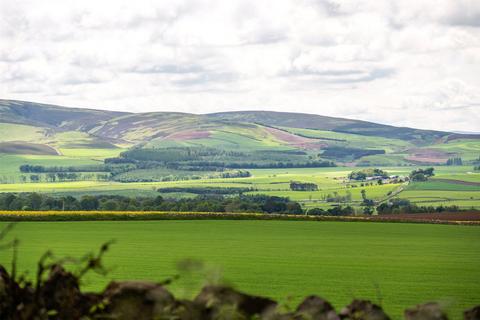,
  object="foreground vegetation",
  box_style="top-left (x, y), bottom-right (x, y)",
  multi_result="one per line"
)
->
top-left (1, 250), bottom-right (478, 319)
top-left (1, 221), bottom-right (479, 319)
